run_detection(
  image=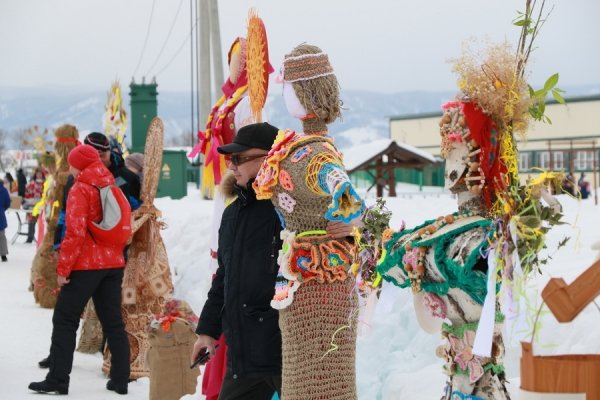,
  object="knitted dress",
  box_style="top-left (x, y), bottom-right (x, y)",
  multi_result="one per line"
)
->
top-left (254, 130), bottom-right (364, 400)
